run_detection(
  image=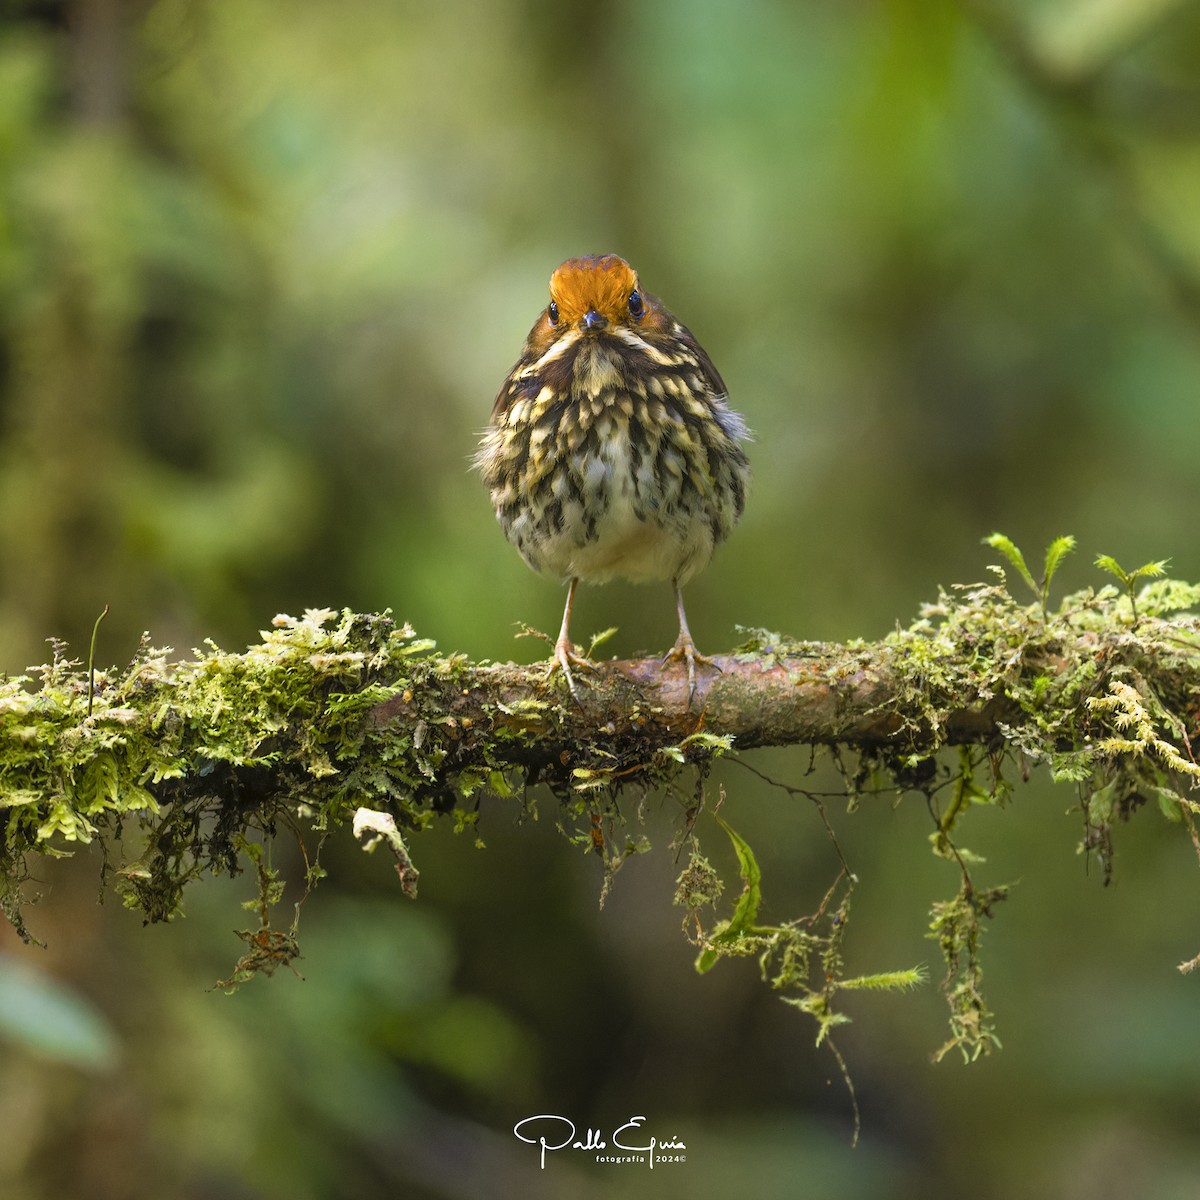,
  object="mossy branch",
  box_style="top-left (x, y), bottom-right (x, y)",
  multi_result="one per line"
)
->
top-left (4, 544), bottom-right (1200, 1062)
